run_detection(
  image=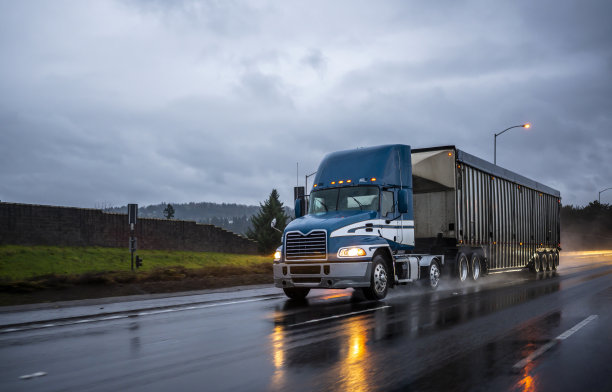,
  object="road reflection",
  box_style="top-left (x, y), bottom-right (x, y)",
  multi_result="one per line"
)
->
top-left (515, 362), bottom-right (536, 392)
top-left (268, 271), bottom-right (568, 391)
top-left (337, 317), bottom-right (371, 392)
top-left (270, 313), bottom-right (374, 392)
top-left (270, 325), bottom-right (285, 389)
